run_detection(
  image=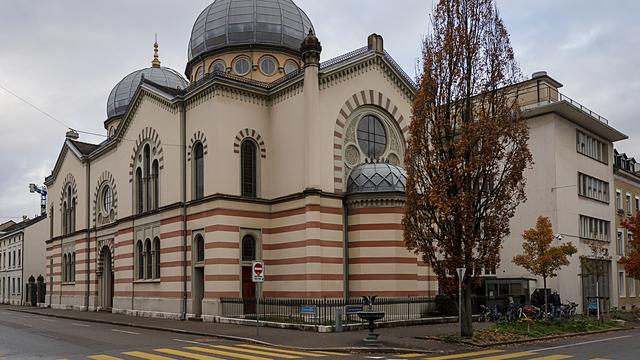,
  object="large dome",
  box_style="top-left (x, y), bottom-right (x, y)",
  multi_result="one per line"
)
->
top-left (188, 0), bottom-right (314, 61)
top-left (107, 67), bottom-right (188, 119)
top-left (347, 162), bottom-right (407, 194)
